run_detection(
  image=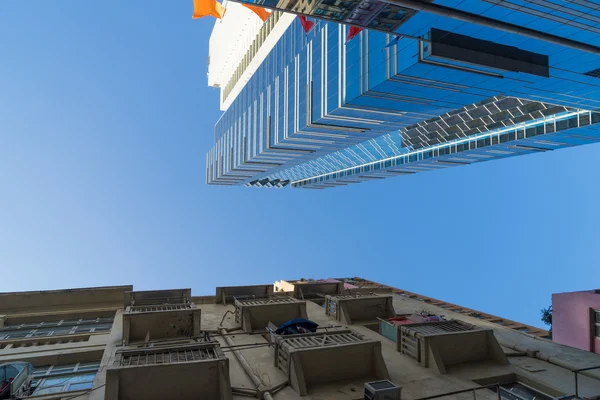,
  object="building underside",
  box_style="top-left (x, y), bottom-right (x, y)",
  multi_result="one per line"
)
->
top-left (206, 0), bottom-right (600, 189)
